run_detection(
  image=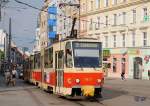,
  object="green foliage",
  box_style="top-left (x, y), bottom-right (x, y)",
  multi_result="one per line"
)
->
top-left (0, 50), bottom-right (4, 60)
